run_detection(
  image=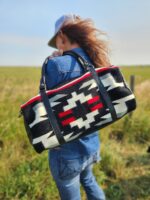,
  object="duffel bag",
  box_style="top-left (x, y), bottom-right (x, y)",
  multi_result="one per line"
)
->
top-left (20, 50), bottom-right (136, 153)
